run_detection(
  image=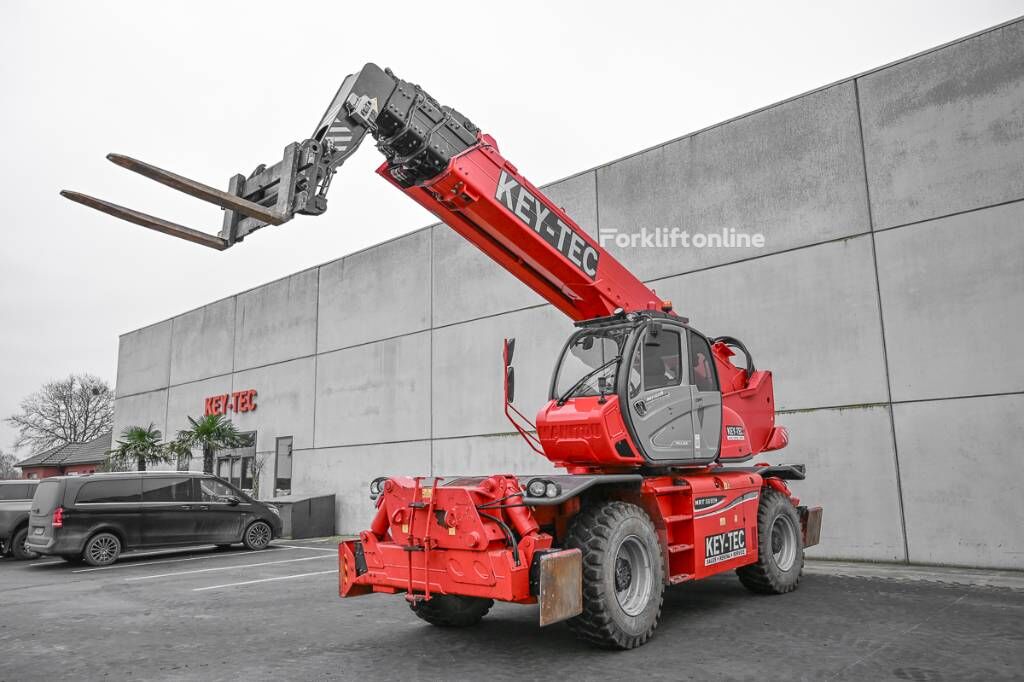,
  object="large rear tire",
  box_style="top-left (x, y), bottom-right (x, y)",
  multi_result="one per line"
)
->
top-left (410, 594), bottom-right (493, 627)
top-left (566, 501), bottom-right (665, 649)
top-left (11, 527), bottom-right (40, 560)
top-left (737, 488), bottom-right (804, 594)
